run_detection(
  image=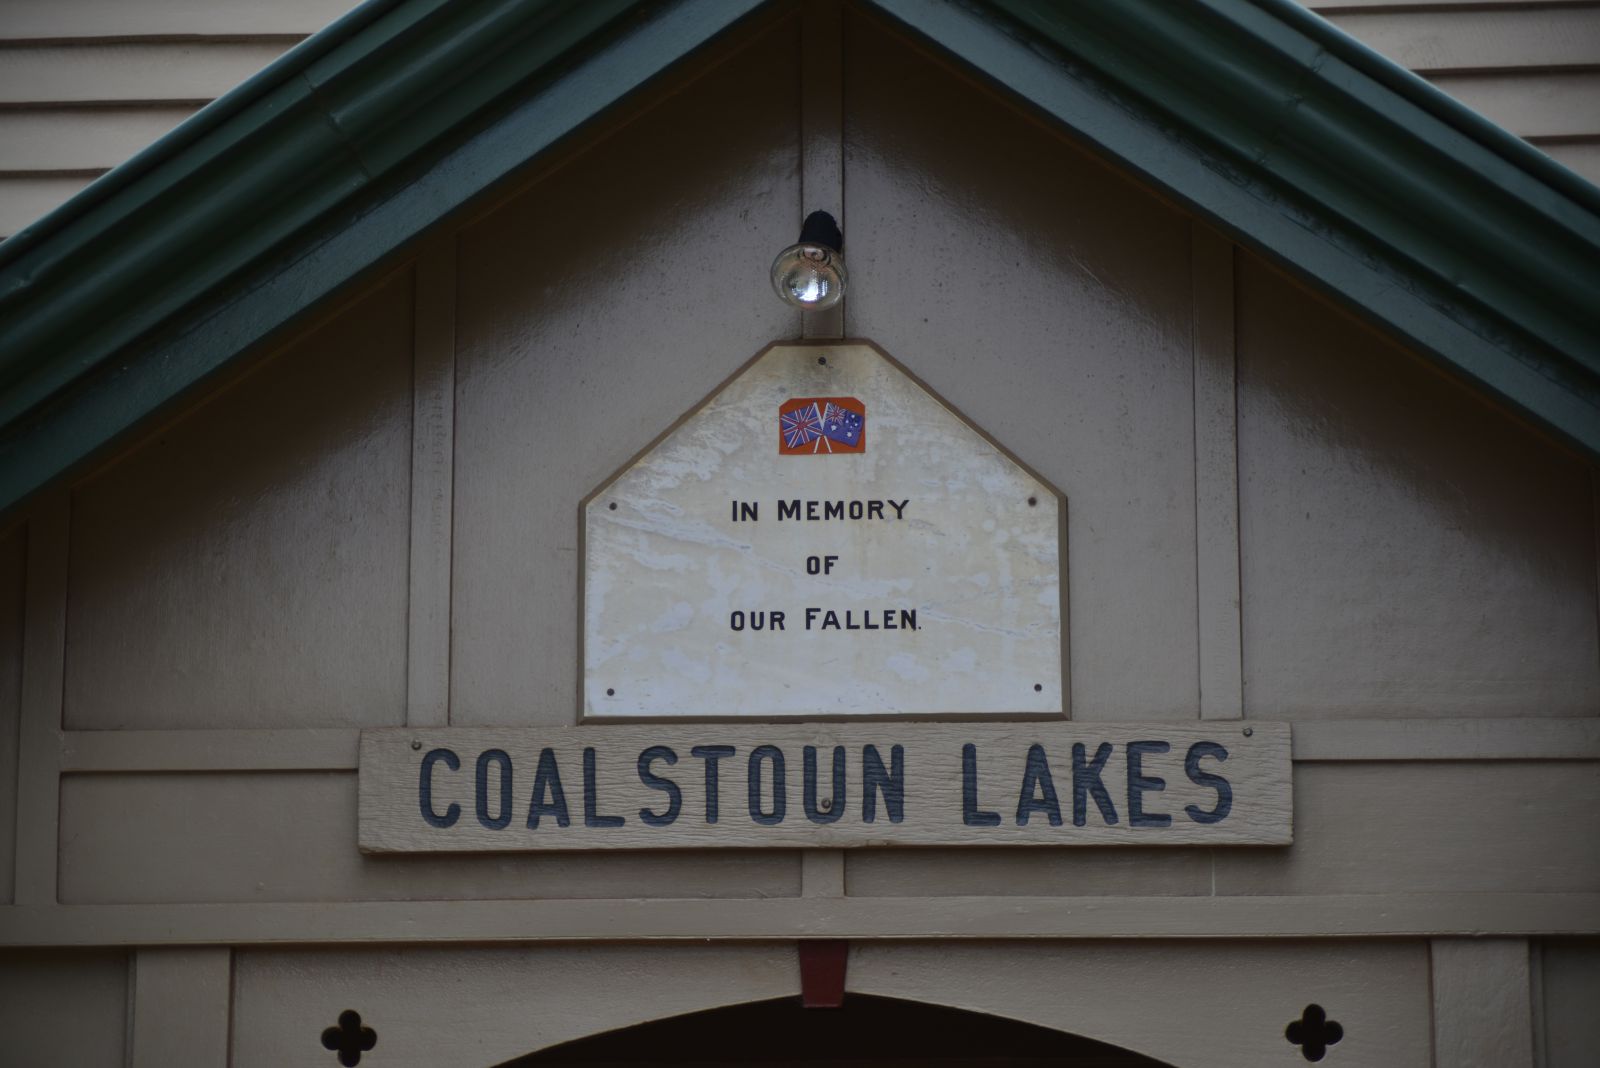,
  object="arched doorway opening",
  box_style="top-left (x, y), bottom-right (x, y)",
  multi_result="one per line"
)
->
top-left (499, 994), bottom-right (1178, 1067)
